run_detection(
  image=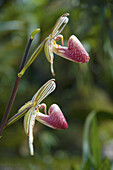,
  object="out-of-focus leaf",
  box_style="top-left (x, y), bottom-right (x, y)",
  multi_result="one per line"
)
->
top-left (0, 21), bottom-right (25, 32)
top-left (82, 110), bottom-right (96, 163)
top-left (82, 110), bottom-right (113, 169)
top-left (97, 111), bottom-right (113, 121)
top-left (99, 157), bottom-right (111, 170)
top-left (91, 117), bottom-right (101, 168)
top-left (82, 159), bottom-right (92, 170)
